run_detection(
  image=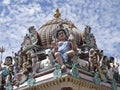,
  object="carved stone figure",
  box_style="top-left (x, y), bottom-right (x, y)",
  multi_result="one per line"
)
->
top-left (82, 25), bottom-right (92, 44)
top-left (27, 73), bottom-right (35, 87)
top-left (0, 56), bottom-right (13, 89)
top-left (32, 56), bottom-right (40, 74)
top-left (107, 57), bottom-right (119, 81)
top-left (93, 71), bottom-right (101, 85)
top-left (28, 26), bottom-right (41, 51)
top-left (5, 65), bottom-right (14, 90)
top-left (89, 34), bottom-right (97, 49)
top-left (70, 63), bottom-right (80, 78)
top-left (15, 60), bottom-right (32, 85)
top-left (40, 49), bottom-right (55, 69)
top-left (99, 56), bottom-right (108, 82)
top-left (53, 63), bottom-right (62, 79)
top-left (88, 48), bottom-right (95, 71)
top-left (52, 24), bottom-right (77, 69)
top-left (21, 34), bottom-right (32, 53)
